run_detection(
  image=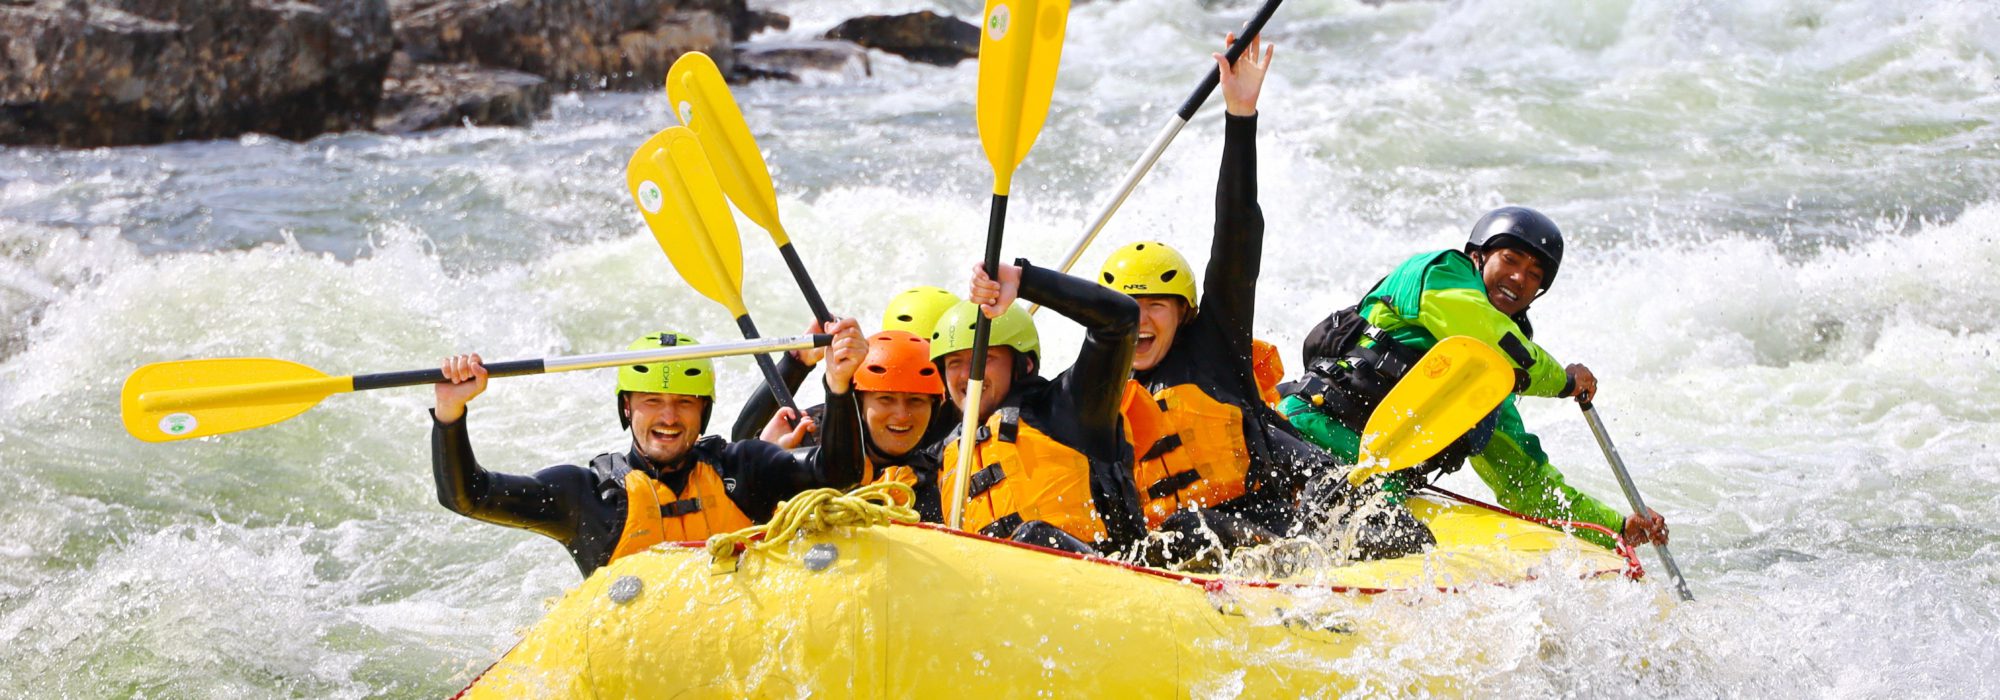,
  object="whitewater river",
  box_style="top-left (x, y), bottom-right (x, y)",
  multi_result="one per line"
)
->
top-left (3, 0), bottom-right (1997, 696)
